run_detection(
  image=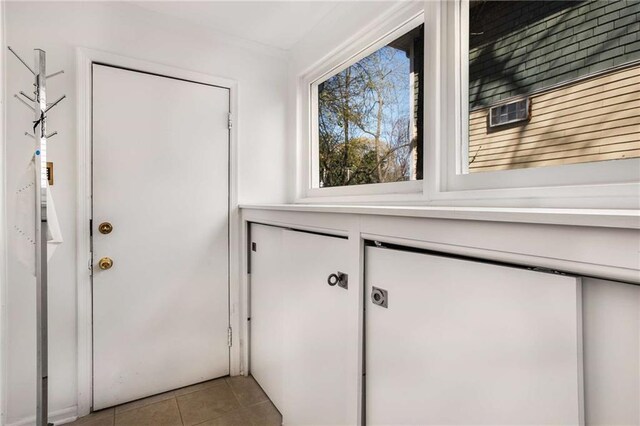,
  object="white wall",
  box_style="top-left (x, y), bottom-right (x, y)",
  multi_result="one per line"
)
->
top-left (3, 1), bottom-right (639, 424)
top-left (4, 2), bottom-right (288, 424)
